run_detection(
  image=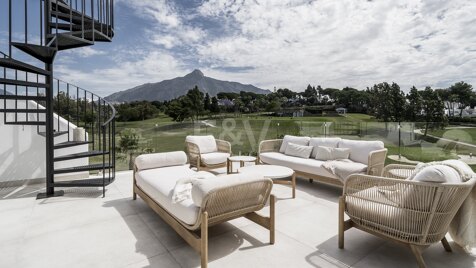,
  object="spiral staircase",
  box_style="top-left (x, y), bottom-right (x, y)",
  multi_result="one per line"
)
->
top-left (0, 0), bottom-right (116, 198)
